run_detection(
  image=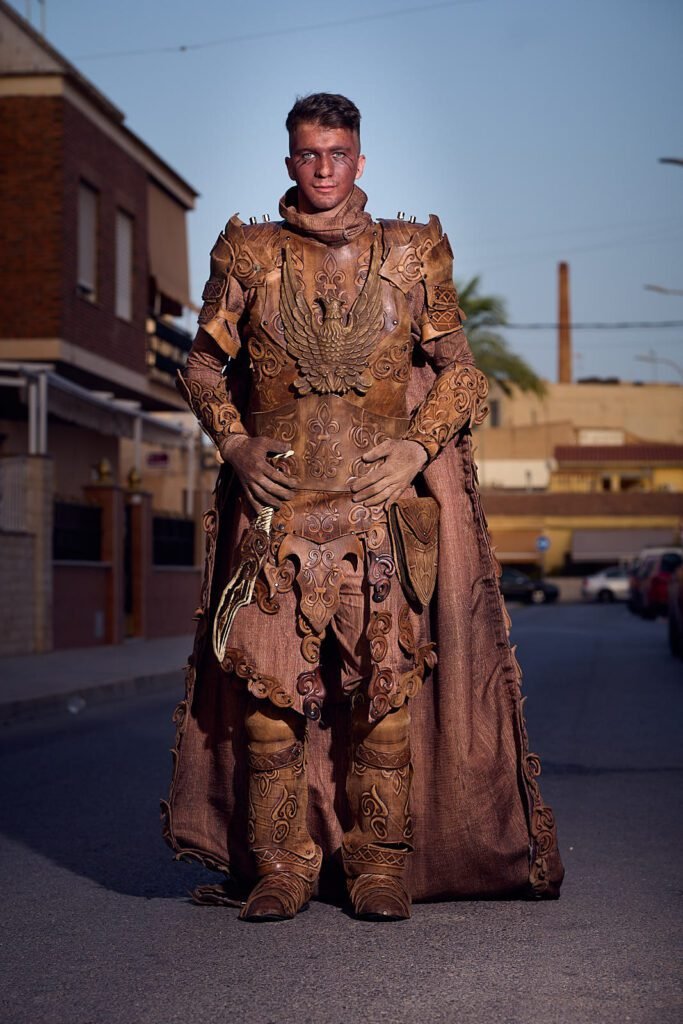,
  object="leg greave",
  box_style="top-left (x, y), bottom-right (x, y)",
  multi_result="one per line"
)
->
top-left (343, 701), bottom-right (413, 876)
top-left (244, 702), bottom-right (322, 883)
